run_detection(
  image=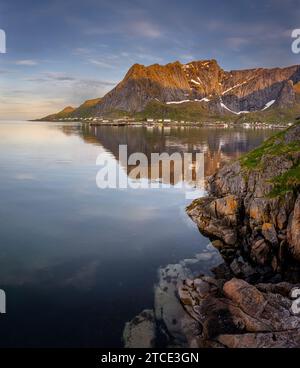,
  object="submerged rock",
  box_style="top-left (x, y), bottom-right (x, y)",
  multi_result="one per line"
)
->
top-left (153, 250), bottom-right (222, 347)
top-left (122, 248), bottom-right (222, 348)
top-left (123, 309), bottom-right (156, 348)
